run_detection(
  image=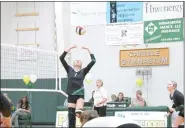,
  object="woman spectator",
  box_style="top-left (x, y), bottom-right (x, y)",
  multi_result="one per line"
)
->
top-left (130, 90), bottom-right (146, 107)
top-left (11, 96), bottom-right (31, 127)
top-left (115, 92), bottom-right (124, 102)
top-left (110, 94), bottom-right (117, 102)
